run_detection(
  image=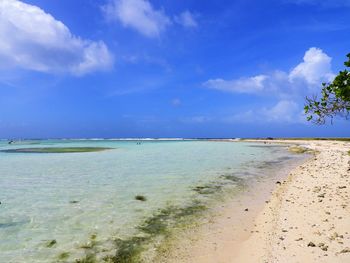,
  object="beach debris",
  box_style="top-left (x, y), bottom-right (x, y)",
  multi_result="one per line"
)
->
top-left (276, 181), bottom-right (282, 185)
top-left (244, 208), bottom-right (249, 211)
top-left (313, 186), bottom-right (321, 193)
top-left (135, 195), bottom-right (147, 202)
top-left (338, 186), bottom-right (347, 189)
top-left (339, 247), bottom-right (350, 254)
top-left (295, 237), bottom-right (303, 241)
top-left (318, 243), bottom-right (328, 251)
top-left (308, 242), bottom-right (316, 247)
top-left (329, 232), bottom-right (343, 240)
top-left (46, 239), bottom-right (57, 248)
top-left (318, 193), bottom-right (325, 198)
top-left (69, 200), bottom-right (79, 204)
